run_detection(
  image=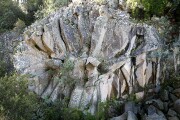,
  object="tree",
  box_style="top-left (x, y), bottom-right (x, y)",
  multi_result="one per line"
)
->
top-left (127, 0), bottom-right (169, 19)
top-left (24, 0), bottom-right (43, 25)
top-left (0, 74), bottom-right (39, 120)
top-left (0, 0), bottom-right (25, 31)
